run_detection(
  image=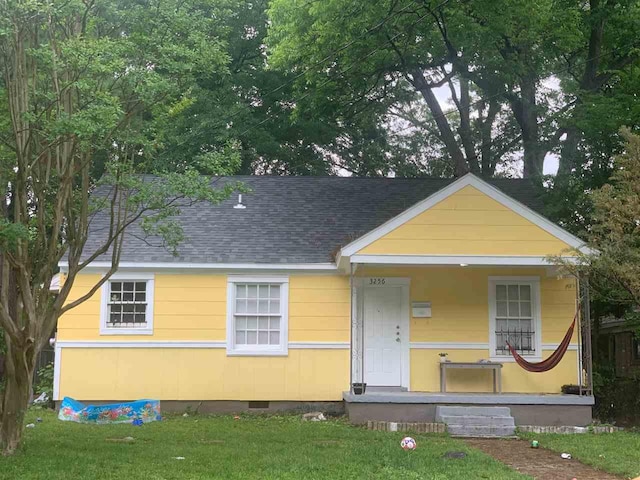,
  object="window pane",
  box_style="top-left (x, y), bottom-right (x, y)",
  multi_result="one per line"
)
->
top-left (519, 319), bottom-right (532, 331)
top-left (270, 317), bottom-right (280, 329)
top-left (496, 285), bottom-right (507, 301)
top-left (236, 299), bottom-right (247, 314)
top-left (135, 292), bottom-right (146, 302)
top-left (123, 304), bottom-right (134, 313)
top-left (508, 301), bottom-right (519, 317)
top-left (496, 319), bottom-right (508, 332)
top-left (123, 313), bottom-right (133, 323)
top-left (110, 292), bottom-right (122, 302)
top-left (123, 292), bottom-right (134, 302)
top-left (135, 282), bottom-right (146, 291)
top-left (247, 285), bottom-right (258, 298)
top-left (236, 317), bottom-right (246, 330)
top-left (269, 285), bottom-right (280, 299)
top-left (247, 317), bottom-right (257, 329)
top-left (236, 331), bottom-right (246, 344)
top-left (520, 285), bottom-right (531, 300)
top-left (110, 304), bottom-right (121, 313)
top-left (111, 282), bottom-right (122, 291)
top-left (507, 285), bottom-right (519, 300)
top-left (236, 284), bottom-right (247, 298)
top-left (270, 300), bottom-right (280, 314)
top-left (258, 300), bottom-right (269, 314)
top-left (520, 301), bottom-right (532, 317)
top-left (123, 282), bottom-right (134, 292)
top-left (110, 312), bottom-right (121, 323)
top-left (496, 301), bottom-right (508, 317)
top-left (258, 317), bottom-right (269, 330)
top-left (269, 331), bottom-right (280, 345)
top-left (259, 285), bottom-right (269, 298)
top-left (134, 304), bottom-right (146, 314)
top-left (134, 314), bottom-right (146, 324)
top-left (247, 300), bottom-right (258, 314)
top-left (246, 331), bottom-right (257, 344)
top-left (258, 331), bottom-right (269, 345)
